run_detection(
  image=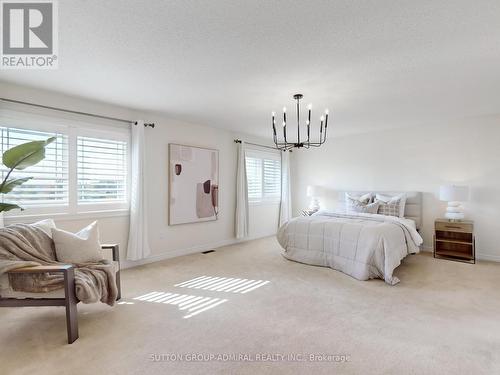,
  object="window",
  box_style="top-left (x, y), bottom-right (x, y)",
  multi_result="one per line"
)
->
top-left (0, 110), bottom-right (129, 217)
top-left (0, 126), bottom-right (69, 208)
top-left (77, 137), bottom-right (127, 203)
top-left (245, 156), bottom-right (262, 201)
top-left (245, 150), bottom-right (281, 203)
